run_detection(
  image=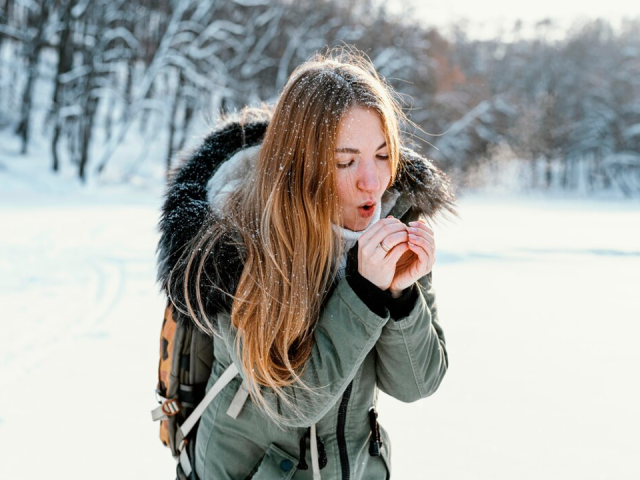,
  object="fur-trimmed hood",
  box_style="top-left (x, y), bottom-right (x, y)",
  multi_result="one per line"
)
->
top-left (156, 117), bottom-right (455, 311)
